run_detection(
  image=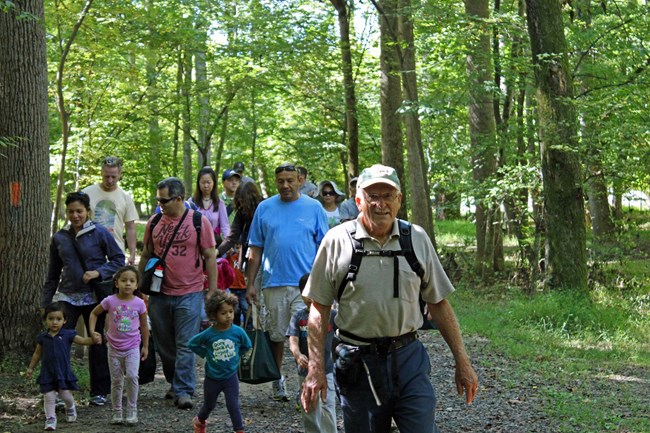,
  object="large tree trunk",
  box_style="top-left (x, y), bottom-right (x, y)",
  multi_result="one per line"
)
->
top-left (378, 0), bottom-right (407, 219)
top-left (525, 0), bottom-right (587, 290)
top-left (331, 0), bottom-right (360, 181)
top-left (464, 0), bottom-right (498, 278)
top-left (399, 0), bottom-right (435, 243)
top-left (0, 0), bottom-right (51, 357)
